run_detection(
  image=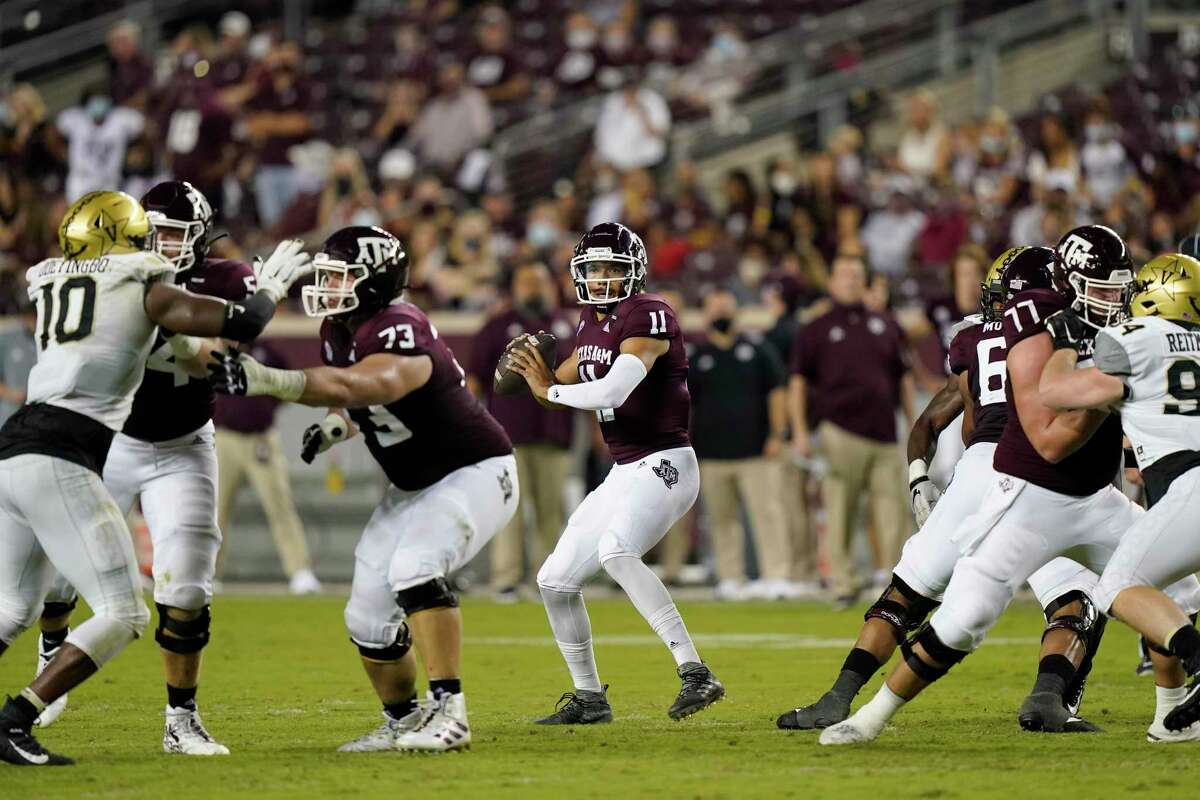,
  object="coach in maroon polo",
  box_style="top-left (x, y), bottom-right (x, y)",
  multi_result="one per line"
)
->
top-left (468, 262), bottom-right (576, 601)
top-left (790, 252), bottom-right (915, 605)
